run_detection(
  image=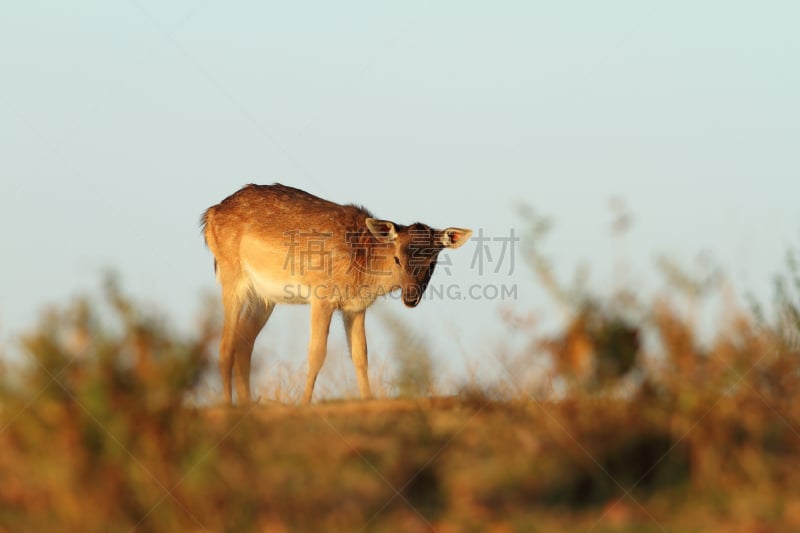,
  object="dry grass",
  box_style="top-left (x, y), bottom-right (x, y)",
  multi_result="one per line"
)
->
top-left (1, 243), bottom-right (800, 531)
